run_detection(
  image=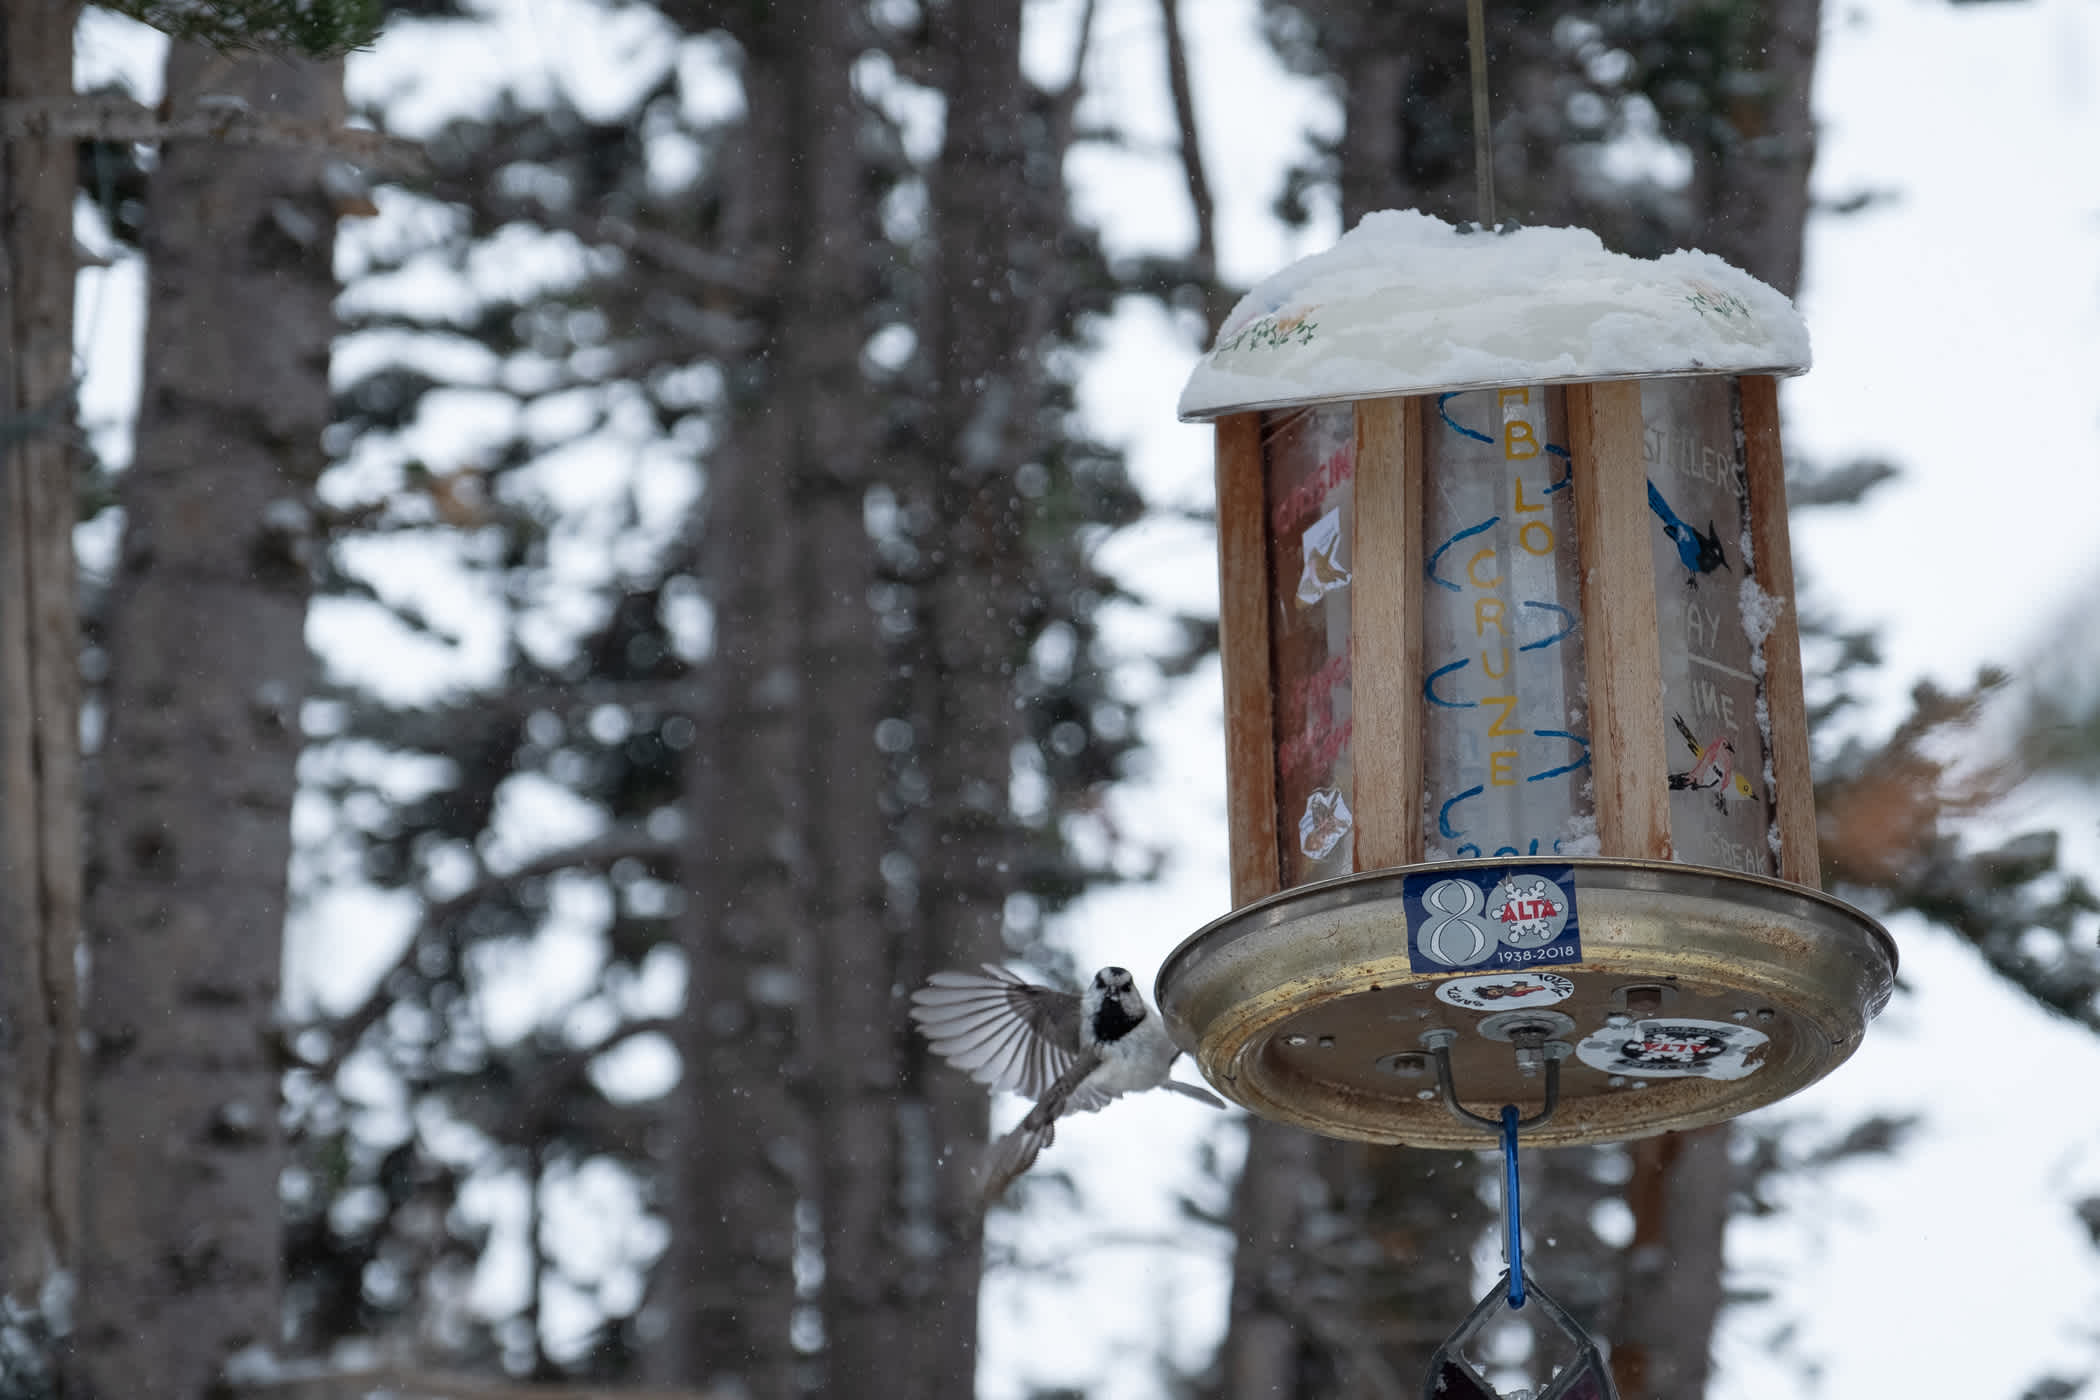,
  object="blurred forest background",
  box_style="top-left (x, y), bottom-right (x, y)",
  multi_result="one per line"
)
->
top-left (0, 0), bottom-right (2096, 1397)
